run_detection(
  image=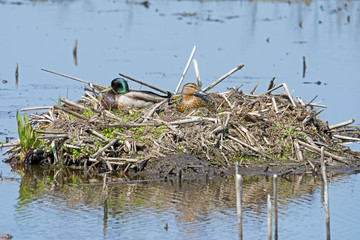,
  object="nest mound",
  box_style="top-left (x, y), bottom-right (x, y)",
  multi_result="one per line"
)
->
top-left (3, 82), bottom-right (360, 178)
